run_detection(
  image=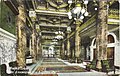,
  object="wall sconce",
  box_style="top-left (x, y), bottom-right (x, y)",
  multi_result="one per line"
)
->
top-left (67, 26), bottom-right (71, 33)
top-left (36, 24), bottom-right (40, 32)
top-left (29, 10), bottom-right (36, 21)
